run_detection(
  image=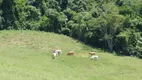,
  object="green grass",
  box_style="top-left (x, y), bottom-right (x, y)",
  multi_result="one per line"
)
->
top-left (0, 30), bottom-right (142, 80)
